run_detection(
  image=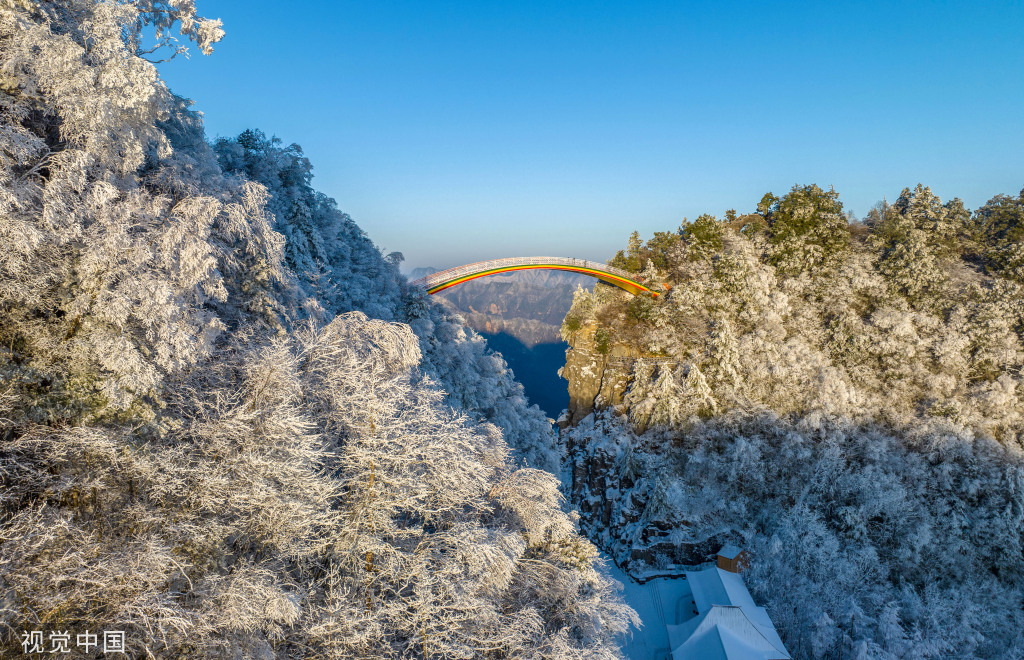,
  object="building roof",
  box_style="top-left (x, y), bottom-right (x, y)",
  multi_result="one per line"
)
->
top-left (687, 566), bottom-right (757, 612)
top-left (672, 568), bottom-right (791, 660)
top-left (668, 606), bottom-right (791, 660)
top-left (718, 544), bottom-right (745, 560)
